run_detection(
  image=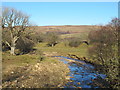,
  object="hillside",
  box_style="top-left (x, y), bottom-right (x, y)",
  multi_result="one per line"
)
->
top-left (32, 25), bottom-right (100, 40)
top-left (33, 25), bottom-right (99, 33)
